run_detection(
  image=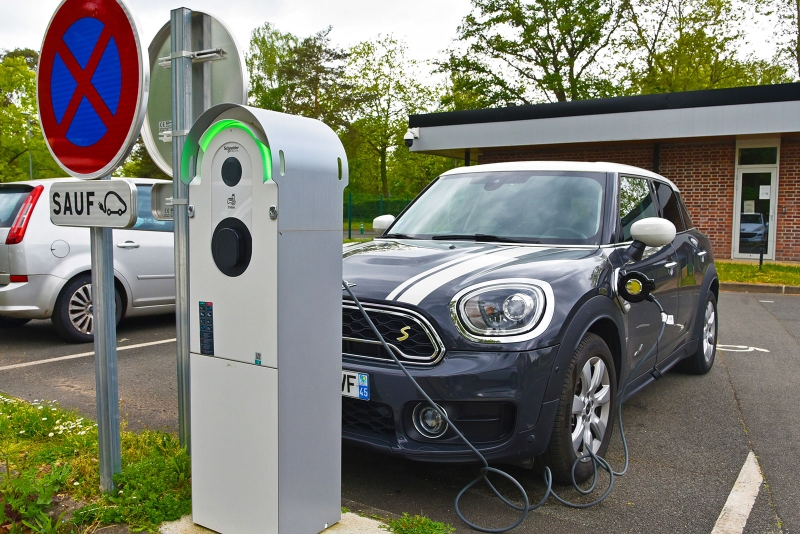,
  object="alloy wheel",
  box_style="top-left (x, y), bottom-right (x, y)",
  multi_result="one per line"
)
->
top-left (571, 356), bottom-right (612, 461)
top-left (68, 284), bottom-right (93, 335)
top-left (703, 300), bottom-right (716, 363)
